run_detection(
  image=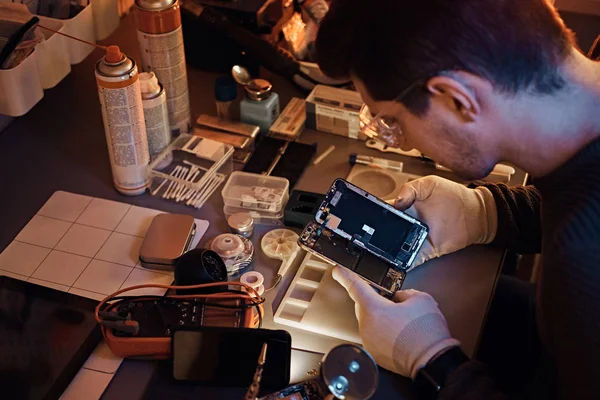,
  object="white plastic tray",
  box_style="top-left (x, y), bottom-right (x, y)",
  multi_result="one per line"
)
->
top-left (274, 252), bottom-right (361, 344)
top-left (0, 50), bottom-right (44, 116)
top-left (36, 17), bottom-right (71, 89)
